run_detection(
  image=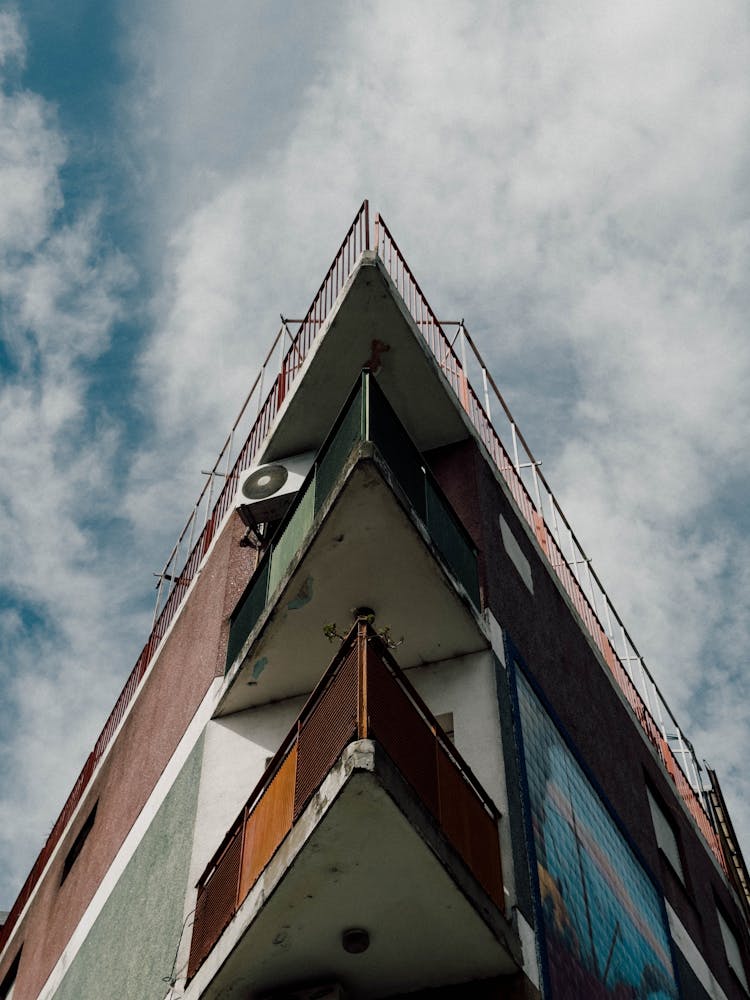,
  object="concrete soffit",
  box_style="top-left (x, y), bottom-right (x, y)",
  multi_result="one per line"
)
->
top-left (185, 740), bottom-right (522, 1000)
